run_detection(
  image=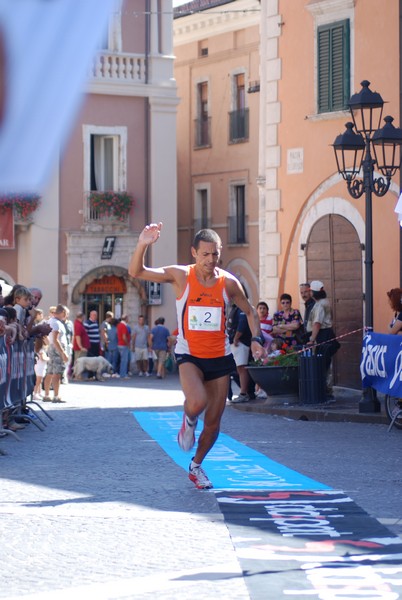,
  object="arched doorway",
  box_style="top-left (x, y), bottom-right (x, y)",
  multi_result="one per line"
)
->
top-left (306, 215), bottom-right (362, 388)
top-left (83, 275), bottom-right (127, 323)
